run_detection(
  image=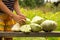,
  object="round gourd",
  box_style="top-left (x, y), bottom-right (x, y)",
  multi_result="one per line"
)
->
top-left (31, 16), bottom-right (44, 24)
top-left (41, 20), bottom-right (57, 32)
top-left (20, 25), bottom-right (31, 33)
top-left (11, 23), bottom-right (20, 31)
top-left (25, 18), bottom-right (31, 24)
top-left (30, 23), bottom-right (42, 32)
